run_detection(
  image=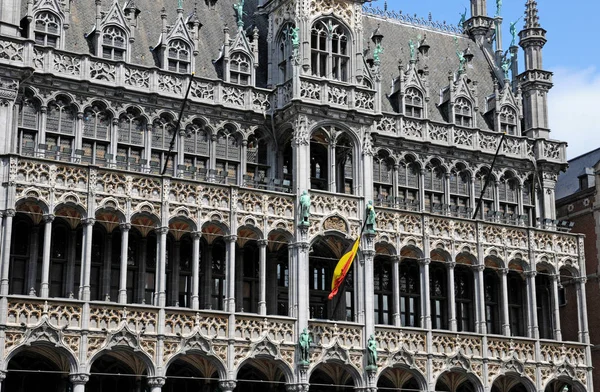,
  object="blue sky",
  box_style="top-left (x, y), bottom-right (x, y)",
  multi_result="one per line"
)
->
top-left (375, 0), bottom-right (600, 159)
